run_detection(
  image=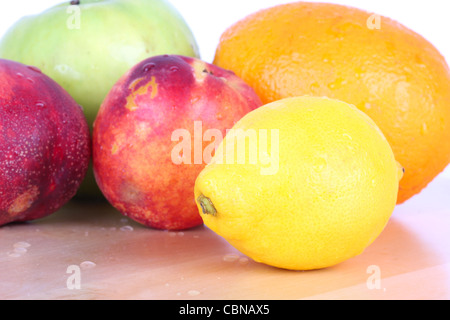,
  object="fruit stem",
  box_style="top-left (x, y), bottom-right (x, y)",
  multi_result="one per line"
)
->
top-left (197, 195), bottom-right (217, 216)
top-left (70, 0), bottom-right (80, 5)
